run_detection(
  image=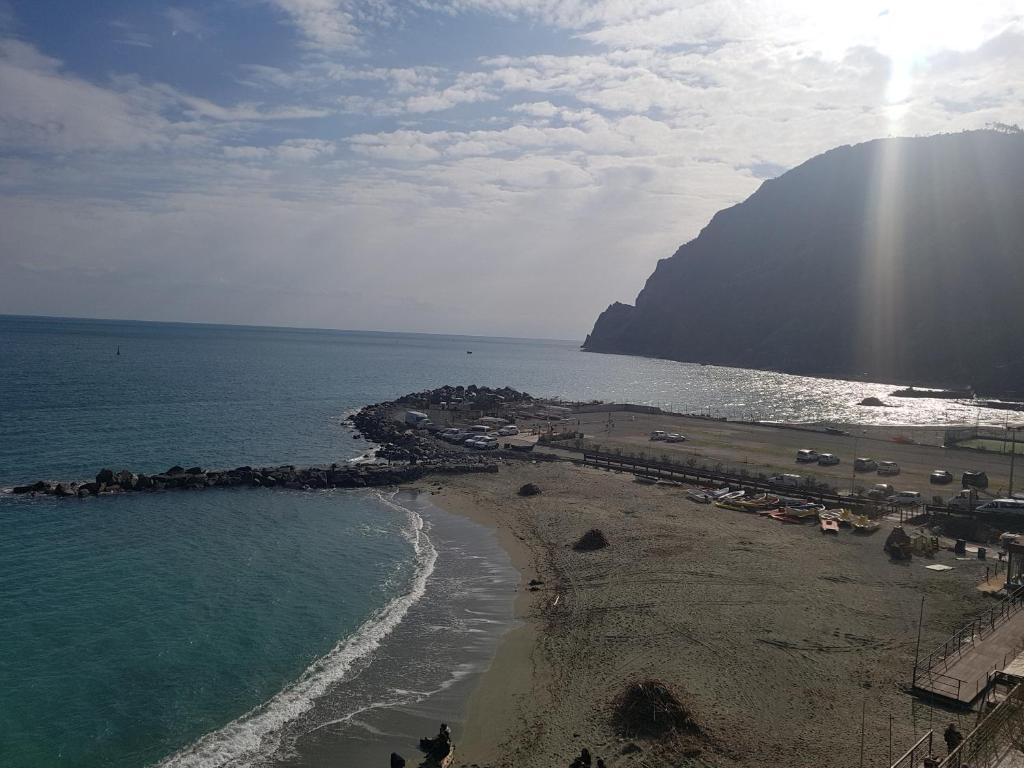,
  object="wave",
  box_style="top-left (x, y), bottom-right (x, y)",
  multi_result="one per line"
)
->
top-left (153, 491), bottom-right (436, 768)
